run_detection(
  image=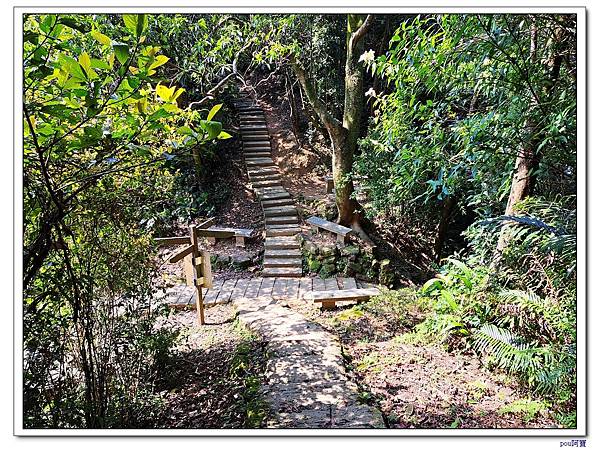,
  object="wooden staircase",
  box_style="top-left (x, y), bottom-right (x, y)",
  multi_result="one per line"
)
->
top-left (234, 99), bottom-right (303, 278)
